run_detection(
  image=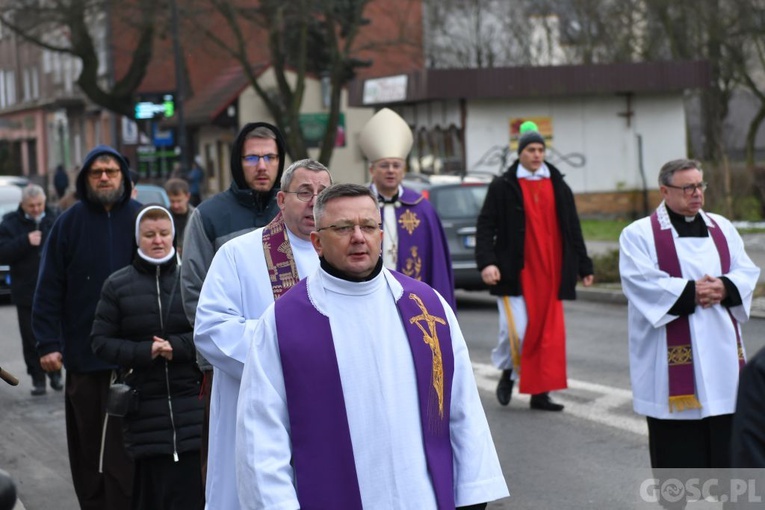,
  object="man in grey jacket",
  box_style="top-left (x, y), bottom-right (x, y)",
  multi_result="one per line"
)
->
top-left (180, 122), bottom-right (285, 492)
